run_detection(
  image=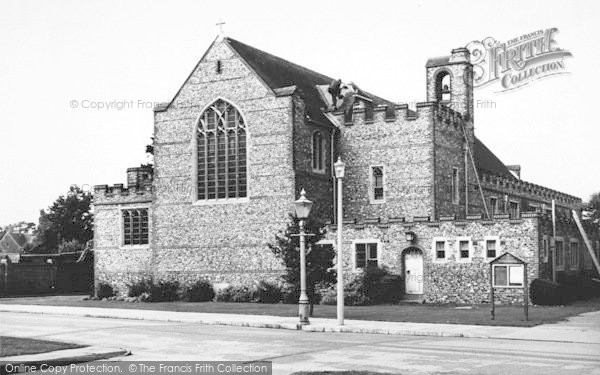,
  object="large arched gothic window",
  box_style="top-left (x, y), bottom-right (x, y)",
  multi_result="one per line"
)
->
top-left (196, 99), bottom-right (247, 200)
